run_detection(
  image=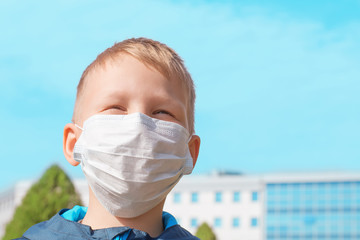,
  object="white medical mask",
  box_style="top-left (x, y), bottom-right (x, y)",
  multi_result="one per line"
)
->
top-left (73, 112), bottom-right (194, 218)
